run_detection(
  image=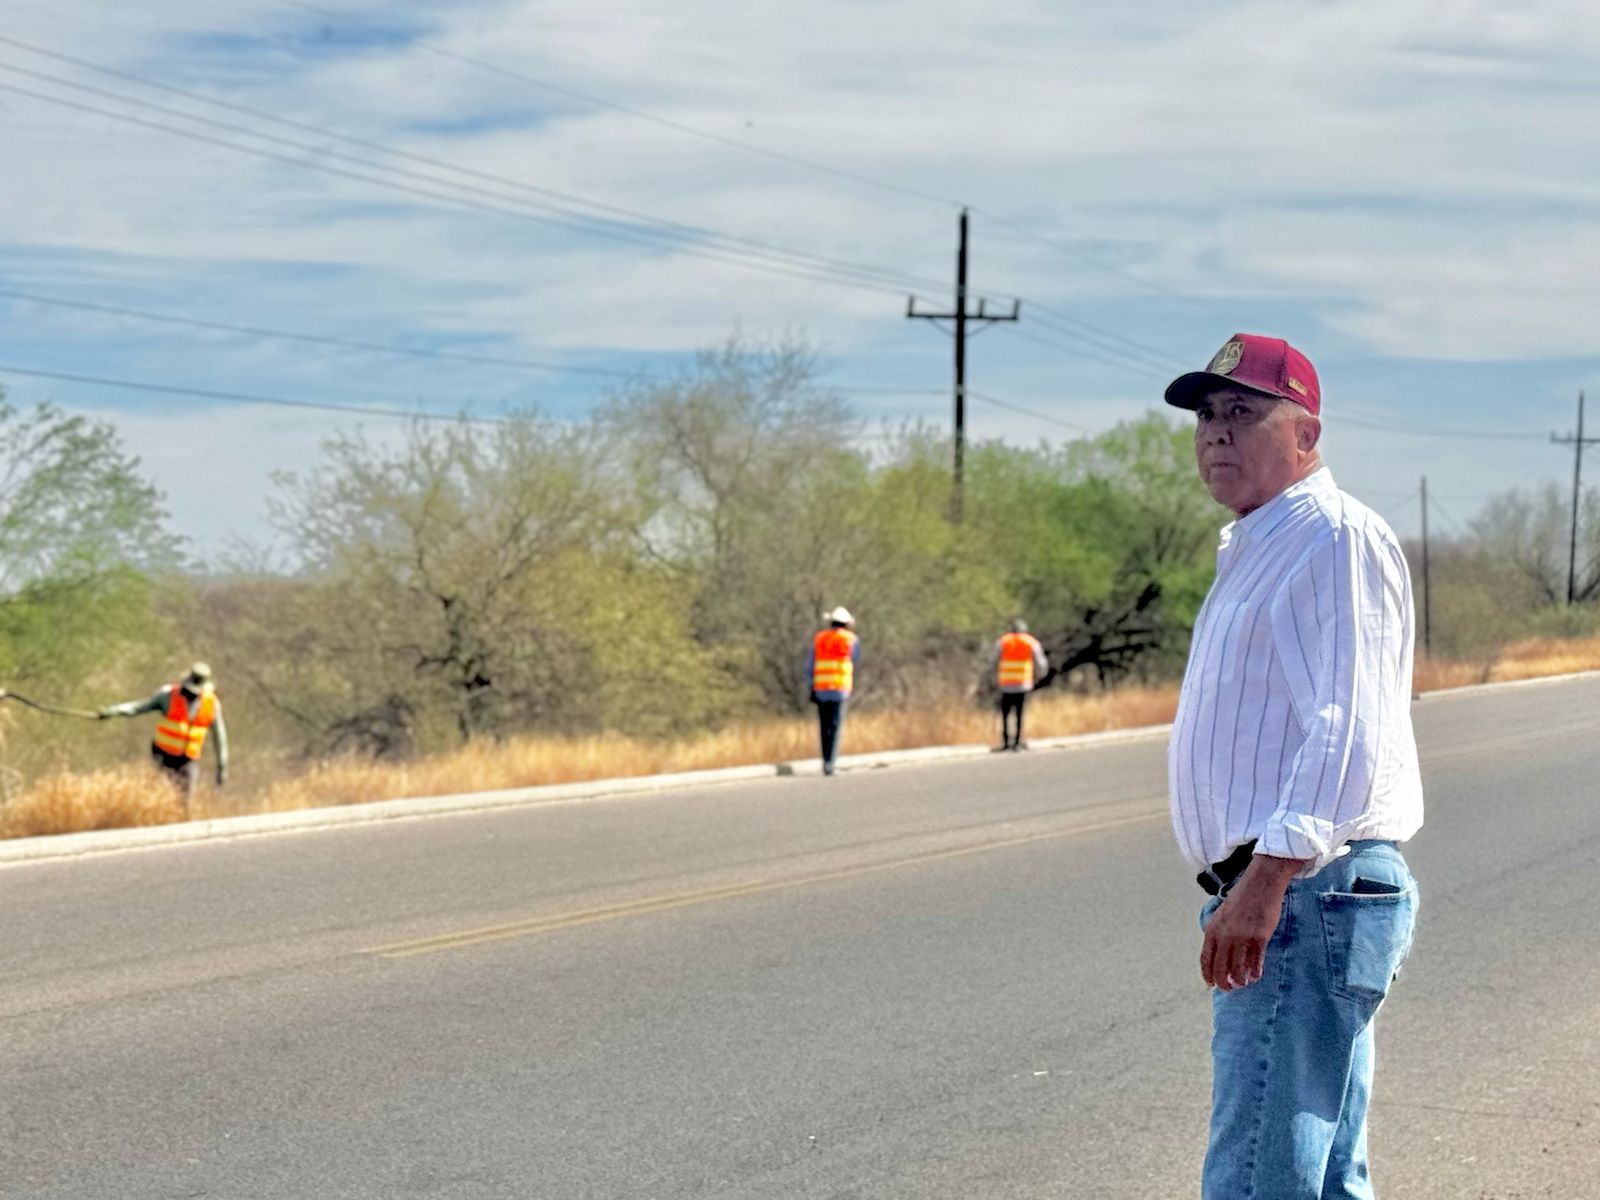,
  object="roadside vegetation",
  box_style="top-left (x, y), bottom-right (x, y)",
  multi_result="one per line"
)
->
top-left (1, 340), bottom-right (1597, 840)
